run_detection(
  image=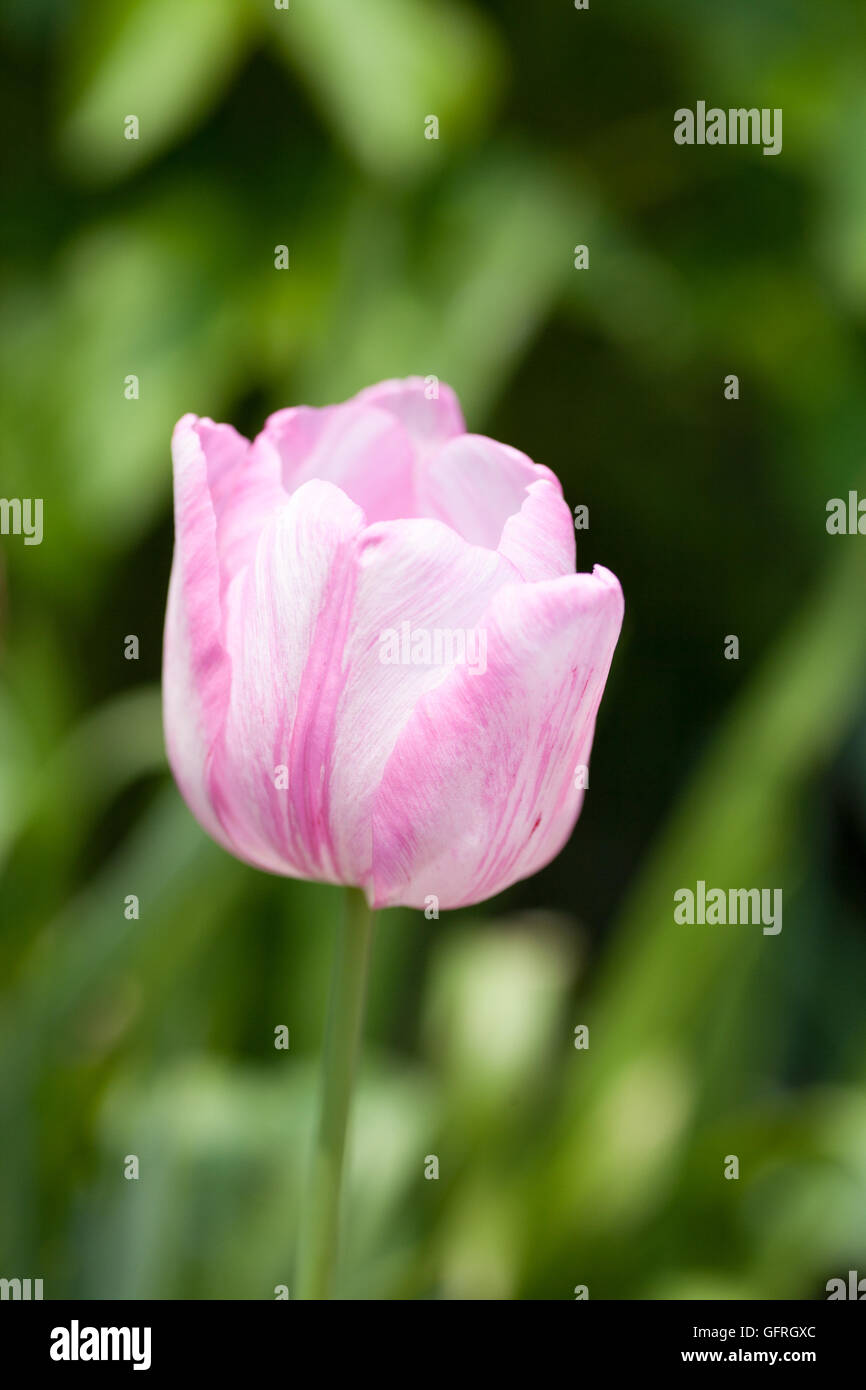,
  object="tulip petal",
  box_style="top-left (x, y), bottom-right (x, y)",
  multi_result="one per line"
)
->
top-left (417, 433), bottom-right (557, 547)
top-left (326, 518), bottom-right (517, 887)
top-left (371, 566), bottom-right (624, 908)
top-left (353, 375), bottom-right (465, 449)
top-left (260, 400), bottom-right (416, 523)
top-left (164, 384), bottom-right (624, 908)
top-left (212, 431), bottom-right (285, 596)
top-left (163, 415), bottom-right (237, 849)
top-left (498, 477), bottom-right (576, 581)
top-left (209, 479), bottom-right (367, 881)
